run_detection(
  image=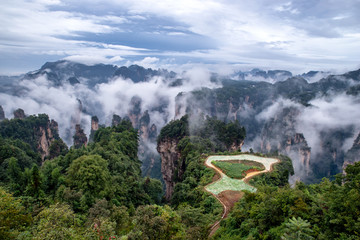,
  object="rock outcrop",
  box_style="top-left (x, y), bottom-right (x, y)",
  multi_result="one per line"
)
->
top-left (36, 119), bottom-right (60, 160)
top-left (73, 124), bottom-right (87, 149)
top-left (229, 140), bottom-right (245, 152)
top-left (139, 111), bottom-right (157, 142)
top-left (0, 105), bottom-right (4, 120)
top-left (138, 111), bottom-right (159, 179)
top-left (0, 111), bottom-right (61, 161)
top-left (91, 116), bottom-right (99, 131)
top-left (149, 124), bottom-right (157, 142)
top-left (343, 132), bottom-right (360, 173)
top-left (112, 114), bottom-right (121, 126)
top-left (13, 108), bottom-right (25, 119)
top-left (128, 96), bottom-right (142, 128)
top-left (157, 138), bottom-right (183, 201)
top-left (260, 107), bottom-right (311, 175)
top-left (89, 116), bottom-right (99, 142)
